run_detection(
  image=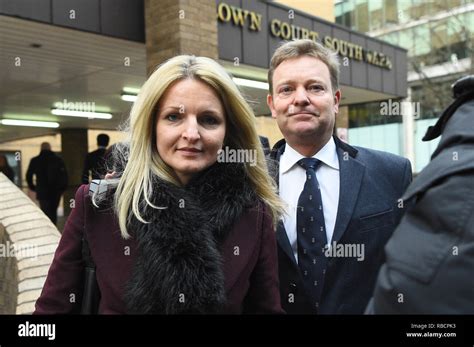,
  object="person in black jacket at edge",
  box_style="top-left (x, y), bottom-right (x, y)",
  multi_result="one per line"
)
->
top-left (26, 142), bottom-right (68, 225)
top-left (82, 133), bottom-right (110, 184)
top-left (366, 75), bottom-right (474, 314)
top-left (0, 154), bottom-right (14, 182)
